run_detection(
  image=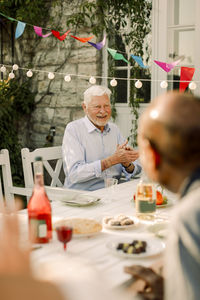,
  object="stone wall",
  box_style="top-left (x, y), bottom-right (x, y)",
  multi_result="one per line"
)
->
top-left (1, 0), bottom-right (101, 149)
